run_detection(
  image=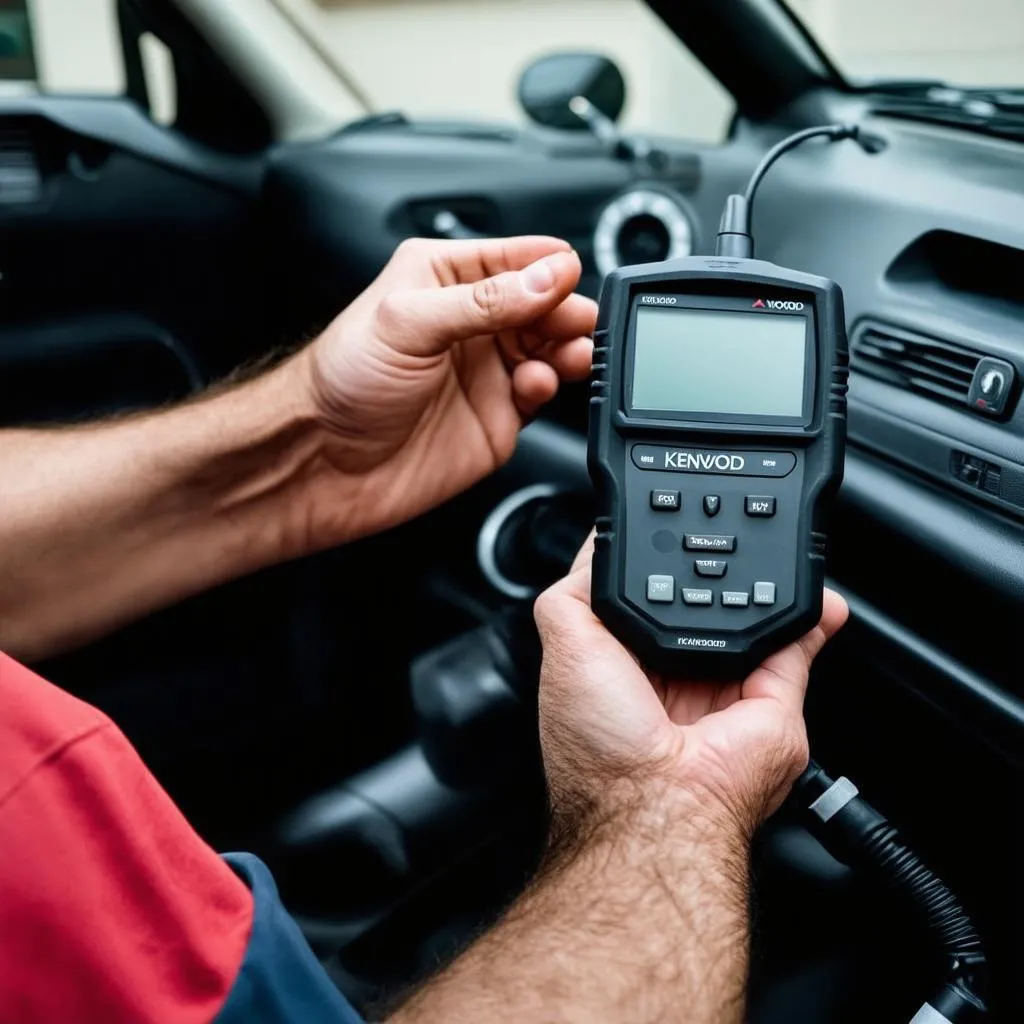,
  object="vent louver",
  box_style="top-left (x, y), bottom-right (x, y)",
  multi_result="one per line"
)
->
top-left (851, 321), bottom-right (981, 406)
top-left (0, 124), bottom-right (42, 205)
